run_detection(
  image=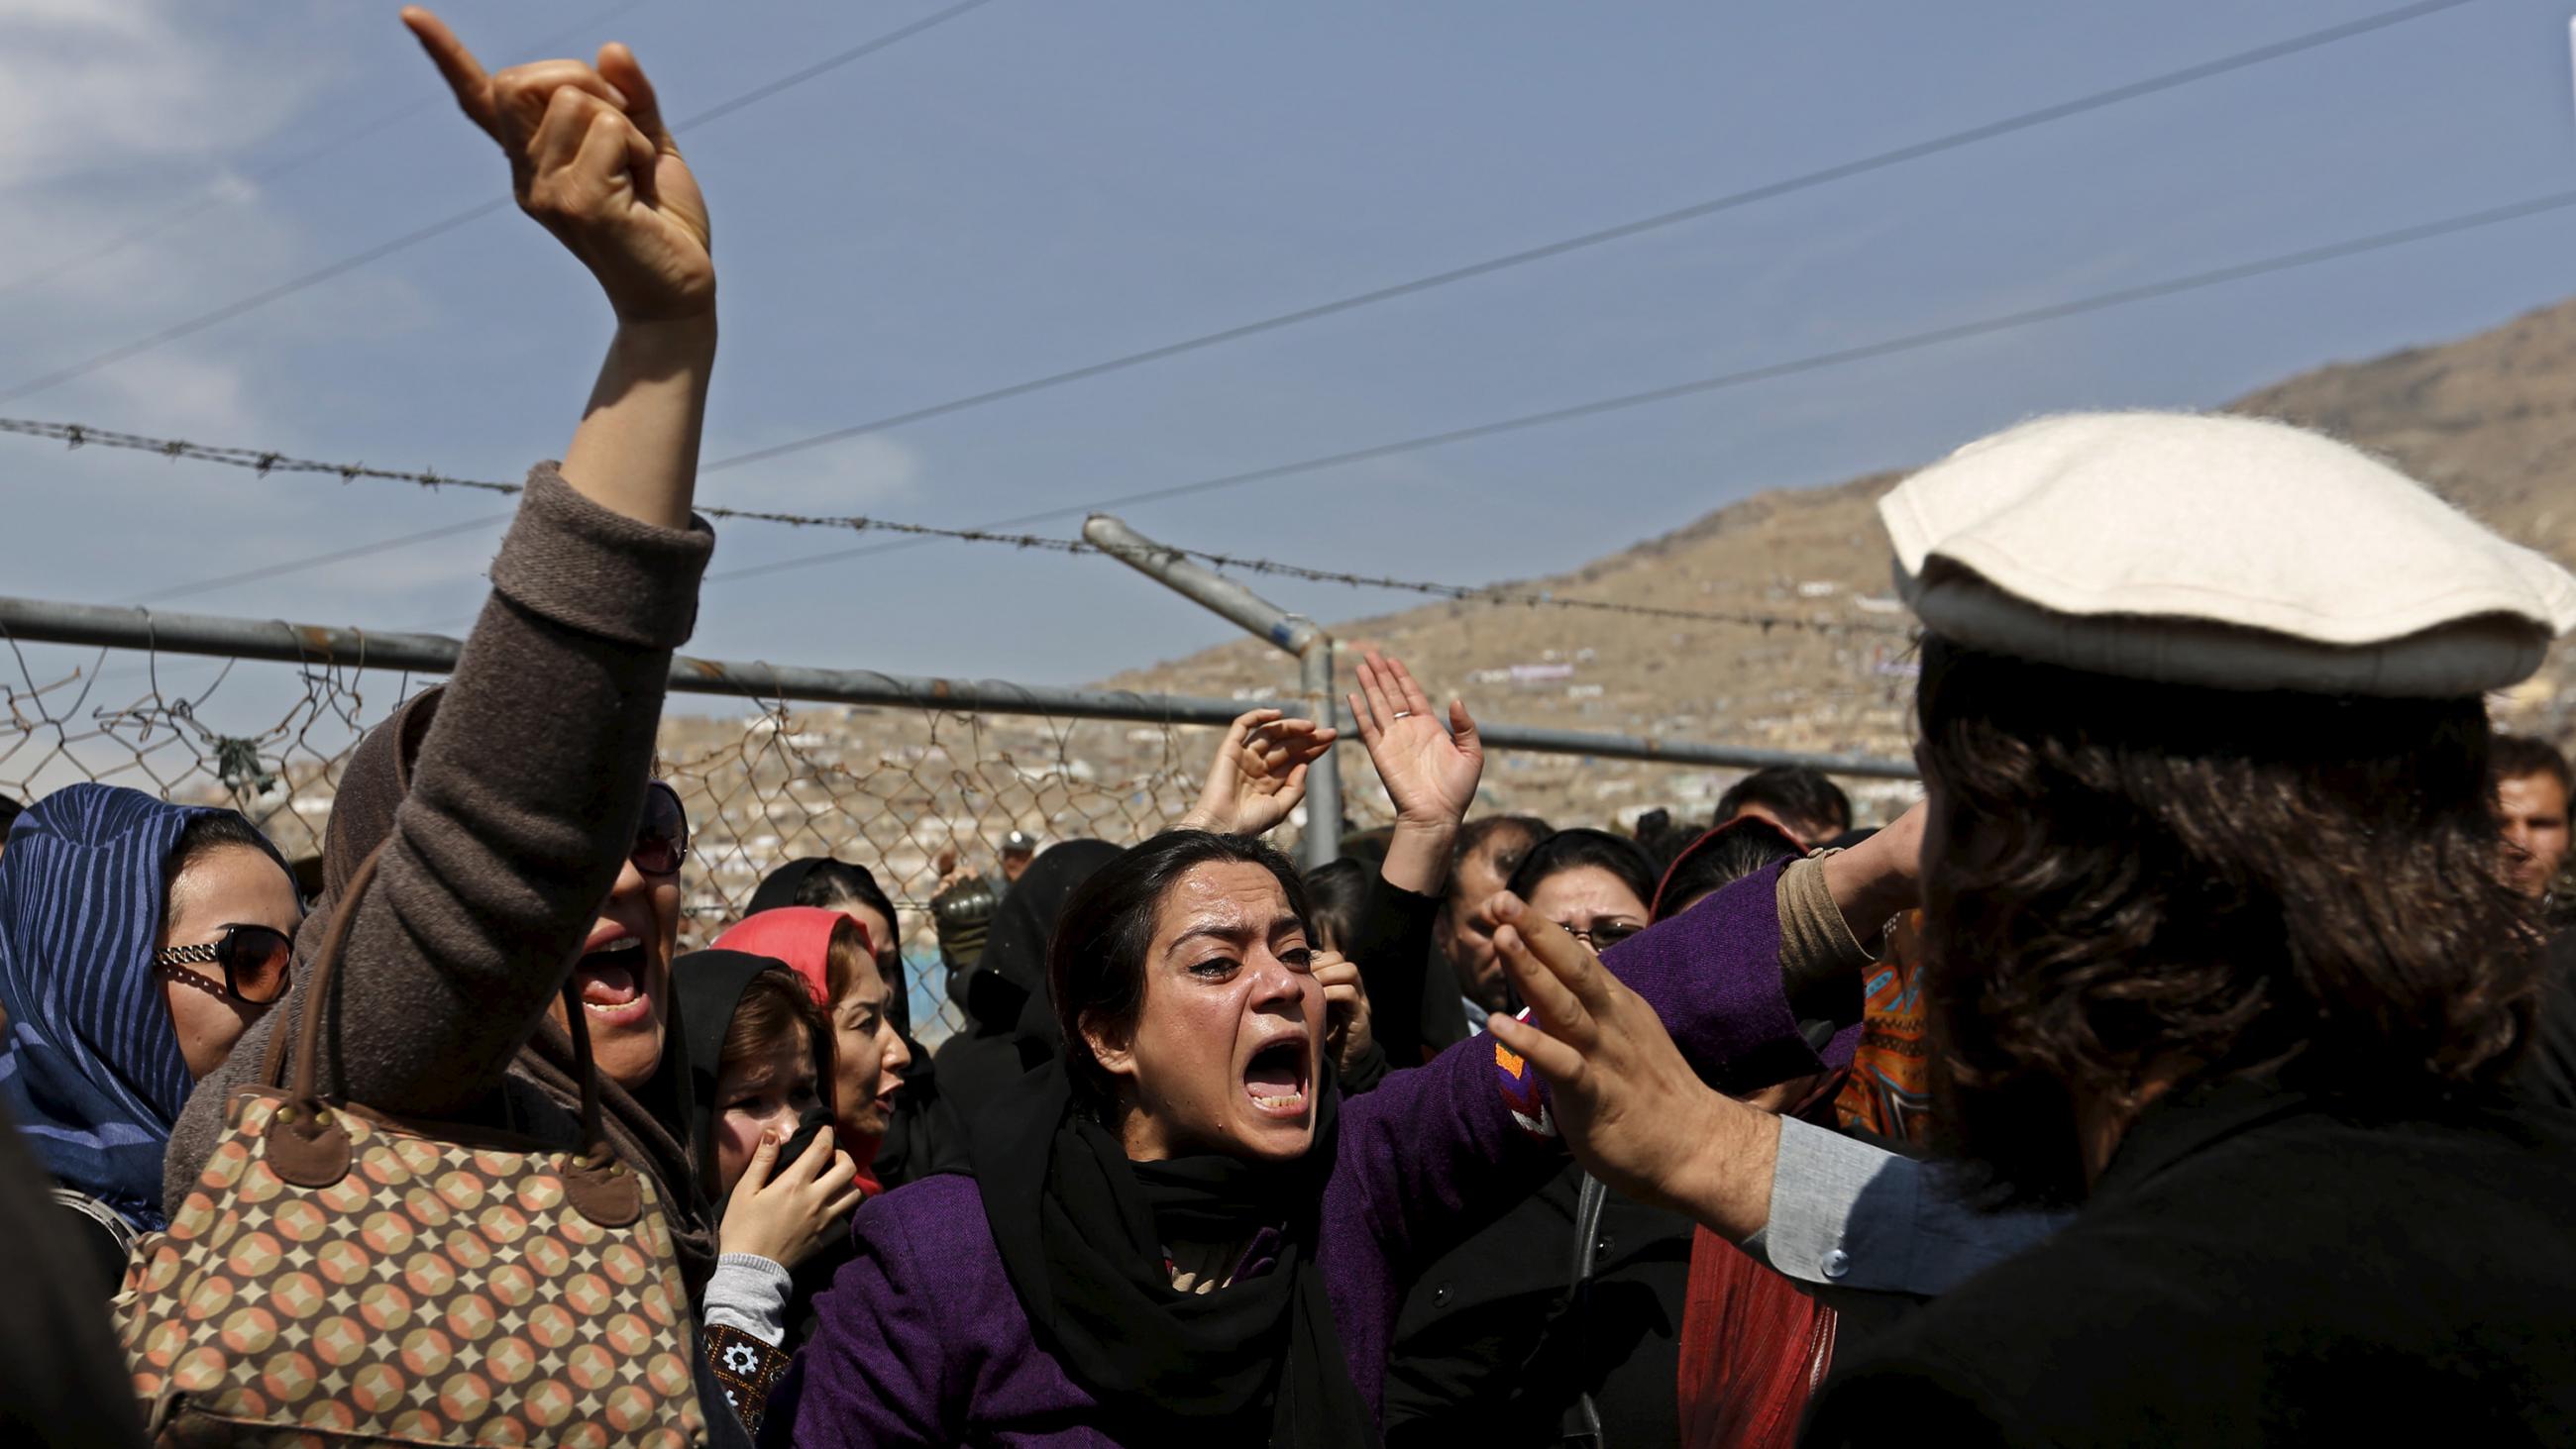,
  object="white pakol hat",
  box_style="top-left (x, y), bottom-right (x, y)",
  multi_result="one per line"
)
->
top-left (1878, 412), bottom-right (2576, 696)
